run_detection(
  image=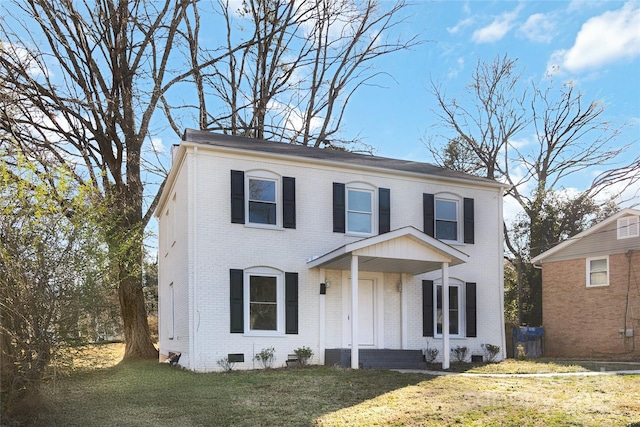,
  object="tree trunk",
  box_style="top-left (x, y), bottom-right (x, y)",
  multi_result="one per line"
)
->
top-left (118, 273), bottom-right (158, 360)
top-left (109, 185), bottom-right (158, 360)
